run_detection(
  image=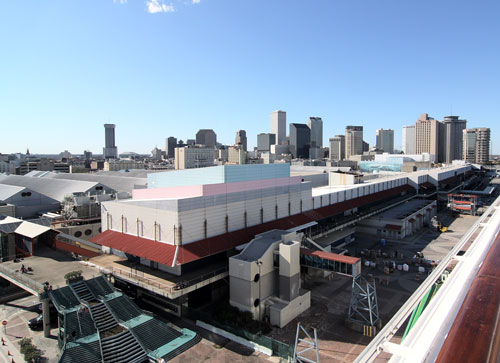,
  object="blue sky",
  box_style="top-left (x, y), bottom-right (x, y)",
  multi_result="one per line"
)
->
top-left (1, 0), bottom-right (499, 154)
